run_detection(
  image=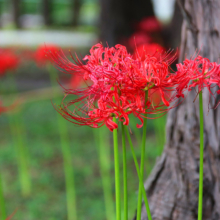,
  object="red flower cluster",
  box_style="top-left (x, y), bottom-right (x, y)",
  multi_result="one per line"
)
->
top-left (133, 43), bottom-right (165, 61)
top-left (0, 50), bottom-right (20, 76)
top-left (49, 43), bottom-right (180, 131)
top-left (48, 42), bottom-right (220, 131)
top-left (136, 16), bottom-right (161, 33)
top-left (176, 55), bottom-right (220, 98)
